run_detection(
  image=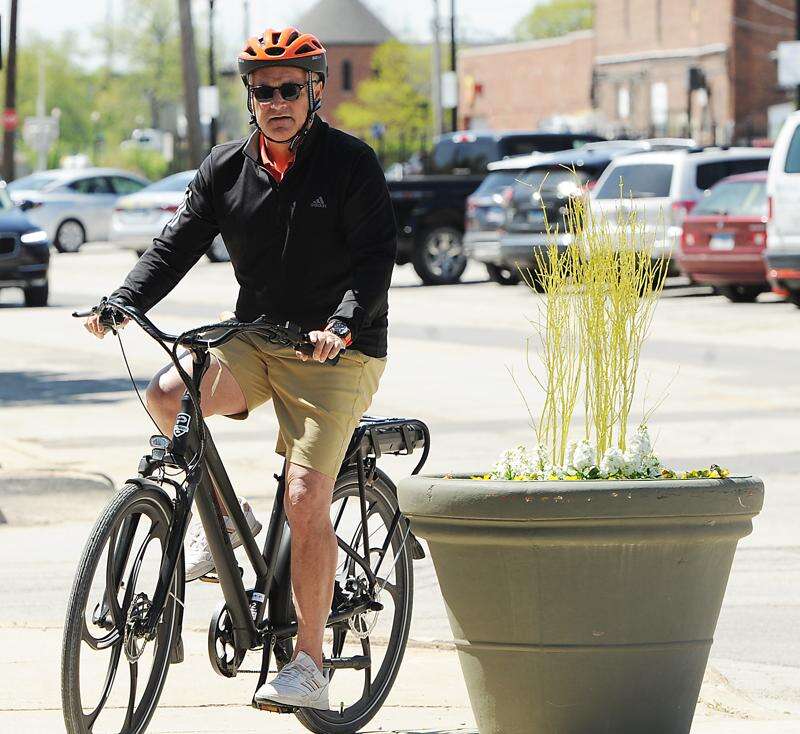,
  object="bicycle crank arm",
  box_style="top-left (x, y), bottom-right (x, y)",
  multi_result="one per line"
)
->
top-left (265, 599), bottom-right (383, 641)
